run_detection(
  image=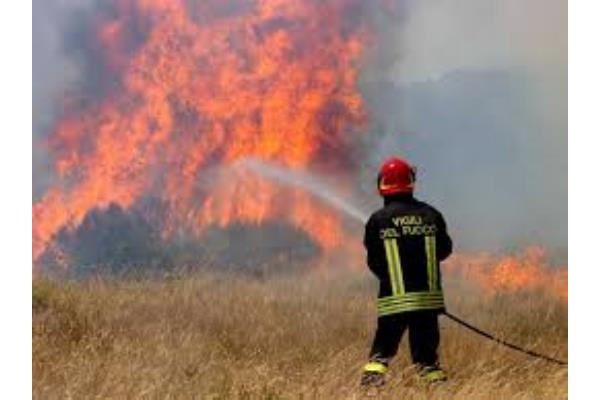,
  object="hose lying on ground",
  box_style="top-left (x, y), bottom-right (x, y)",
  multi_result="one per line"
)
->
top-left (443, 311), bottom-right (567, 366)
